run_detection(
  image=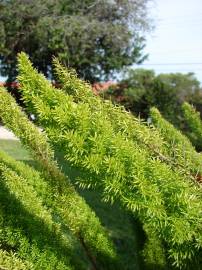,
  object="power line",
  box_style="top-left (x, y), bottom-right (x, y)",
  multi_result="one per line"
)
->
top-left (135, 68), bottom-right (202, 72)
top-left (148, 50), bottom-right (202, 56)
top-left (156, 13), bottom-right (202, 21)
top-left (137, 63), bottom-right (202, 66)
top-left (157, 17), bottom-right (202, 24)
top-left (156, 24), bottom-right (202, 30)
